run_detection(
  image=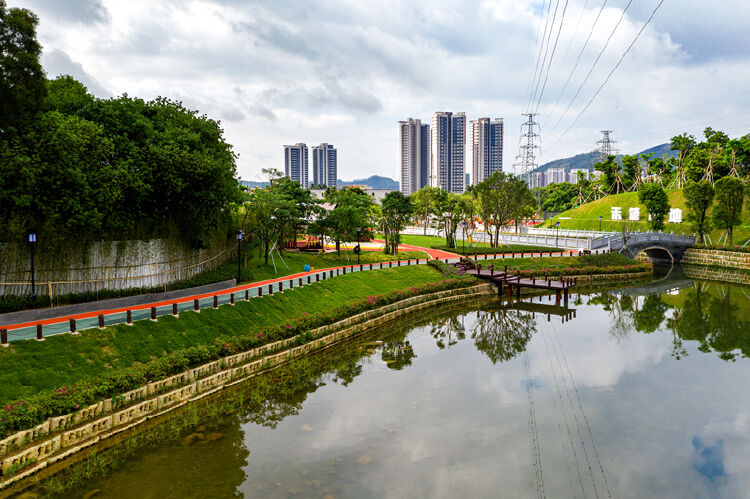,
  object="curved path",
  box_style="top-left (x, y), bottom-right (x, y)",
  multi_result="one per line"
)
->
top-left (0, 241), bottom-right (577, 341)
